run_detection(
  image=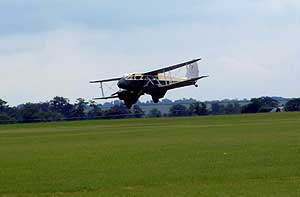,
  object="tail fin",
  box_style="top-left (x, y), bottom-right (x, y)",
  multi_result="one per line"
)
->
top-left (186, 62), bottom-right (199, 79)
